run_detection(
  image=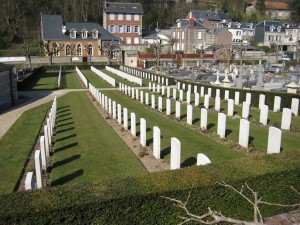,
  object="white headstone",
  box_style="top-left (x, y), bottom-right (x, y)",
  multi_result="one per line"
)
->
top-left (151, 95), bottom-right (156, 109)
top-left (273, 96), bottom-right (281, 112)
top-left (170, 137), bottom-right (181, 170)
top-left (34, 150), bottom-right (43, 189)
top-left (227, 99), bottom-right (234, 116)
top-left (204, 94), bottom-right (210, 109)
top-left (179, 90), bottom-right (184, 102)
top-left (153, 126), bottom-right (161, 159)
top-left (234, 91), bottom-right (240, 105)
top-left (201, 108), bottom-right (208, 130)
top-left (167, 87), bottom-right (171, 98)
top-left (175, 101), bottom-right (181, 119)
top-left (215, 96), bottom-right (221, 112)
top-left (246, 93), bottom-right (251, 105)
top-left (149, 82), bottom-right (152, 90)
top-left (239, 119), bottom-right (250, 148)
top-left (177, 82), bottom-right (180, 90)
top-left (157, 84), bottom-right (160, 93)
top-left (200, 87), bottom-right (204, 97)
top-left (158, 96), bottom-right (163, 112)
top-left (208, 88), bottom-right (212, 97)
top-left (136, 89), bottom-right (139, 100)
top-left (291, 98), bottom-right (299, 116)
top-left (173, 88), bottom-right (177, 100)
top-left (25, 172), bottom-right (34, 190)
top-left (182, 83), bottom-right (186, 91)
top-left (39, 136), bottom-right (47, 171)
top-left (187, 104), bottom-right (193, 125)
top-left (242, 102), bottom-right (250, 119)
top-left (186, 91), bottom-right (191, 104)
top-left (162, 86), bottom-right (165, 95)
top-left (194, 85), bottom-right (198, 94)
top-left (43, 125), bottom-right (50, 157)
top-left (267, 126), bottom-right (282, 154)
top-left (140, 118), bottom-right (146, 147)
top-left (281, 108), bottom-right (292, 130)
top-left (216, 89), bottom-right (220, 98)
top-left (166, 99), bottom-right (171, 115)
top-left (195, 93), bottom-right (200, 106)
top-left (131, 112), bottom-right (136, 136)
top-left (259, 105), bottom-right (269, 125)
top-left (188, 84), bottom-right (191, 93)
top-left (131, 88), bottom-right (135, 99)
top-left (197, 153), bottom-right (211, 166)
top-left (123, 108), bottom-right (128, 130)
top-left (145, 93), bottom-right (149, 105)
top-left (224, 90), bottom-right (229, 101)
top-left (259, 94), bottom-right (265, 109)
top-left (152, 83), bottom-right (156, 92)
top-left (217, 113), bottom-right (226, 138)
top-left (117, 104), bottom-right (122, 124)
